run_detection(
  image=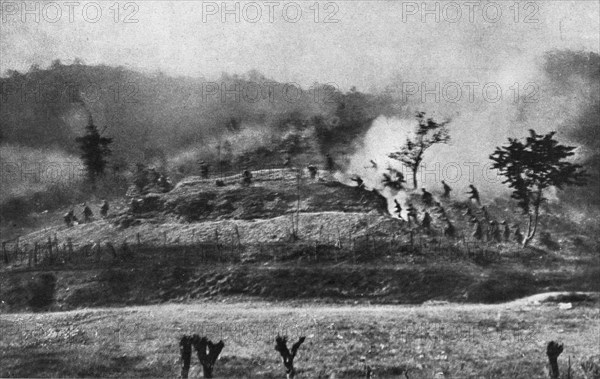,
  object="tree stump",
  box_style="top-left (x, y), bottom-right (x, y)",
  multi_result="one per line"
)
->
top-left (275, 335), bottom-right (306, 379)
top-left (179, 335), bottom-right (193, 379)
top-left (191, 335), bottom-right (224, 378)
top-left (547, 341), bottom-right (563, 379)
